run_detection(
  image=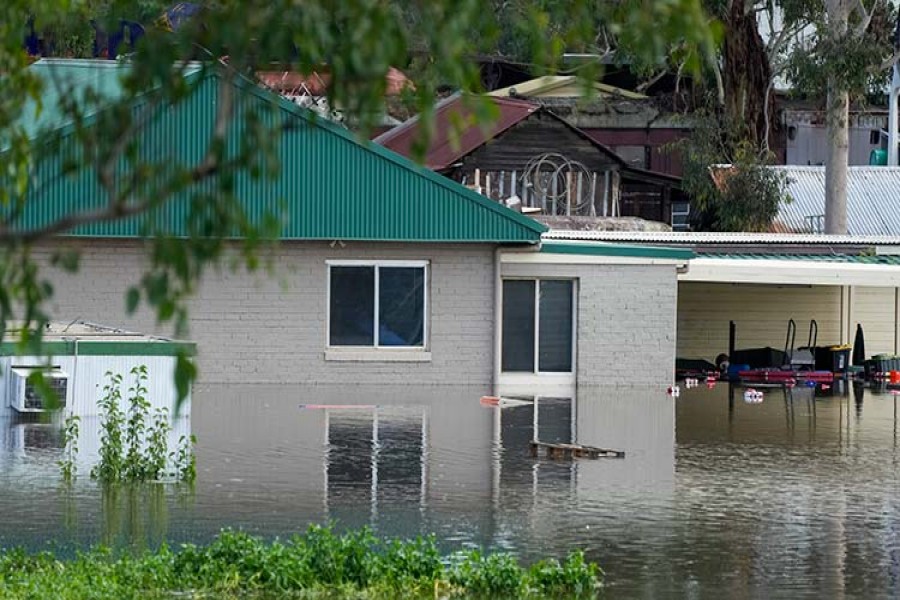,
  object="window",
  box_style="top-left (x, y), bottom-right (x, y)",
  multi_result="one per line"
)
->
top-left (501, 279), bottom-right (575, 374)
top-left (328, 261), bottom-right (427, 348)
